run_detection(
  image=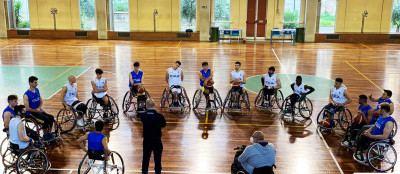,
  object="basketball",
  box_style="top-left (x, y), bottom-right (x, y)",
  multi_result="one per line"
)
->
top-left (137, 85), bottom-right (145, 93)
top-left (321, 118), bottom-right (331, 128)
top-left (206, 80), bottom-right (214, 87)
top-left (353, 113), bottom-right (364, 124)
top-left (233, 81), bottom-right (241, 86)
top-left (373, 111), bottom-right (380, 117)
